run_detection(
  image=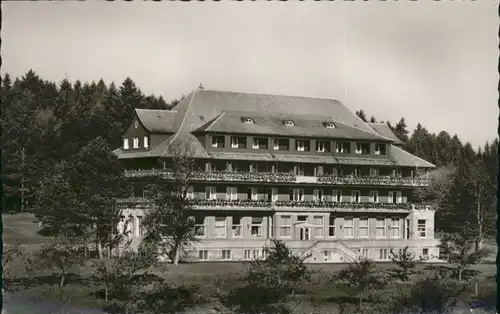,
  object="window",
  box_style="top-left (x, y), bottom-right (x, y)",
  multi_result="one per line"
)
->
top-left (314, 216), bottom-right (324, 238)
top-left (134, 121), bottom-right (139, 128)
top-left (137, 216), bottom-right (143, 236)
top-left (395, 169), bottom-right (403, 178)
top-left (353, 168), bottom-right (360, 177)
top-left (359, 218), bottom-right (369, 238)
top-left (230, 136), bottom-right (246, 149)
top-left (186, 186), bottom-right (194, 200)
top-left (243, 118), bottom-right (254, 124)
top-left (351, 190), bottom-right (361, 203)
top-left (142, 185), bottom-right (150, 199)
top-left (325, 122), bottom-right (336, 129)
top-left (291, 189), bottom-right (304, 201)
top-left (295, 165), bottom-right (304, 176)
top-left (284, 120), bottom-right (294, 127)
top-left (248, 187), bottom-right (258, 201)
top-left (370, 168), bottom-right (379, 176)
top-left (388, 191), bottom-right (402, 204)
top-left (128, 215), bottom-right (135, 236)
top-left (273, 138), bottom-right (290, 151)
top-left (324, 250), bottom-right (331, 262)
top-left (280, 216), bottom-right (291, 238)
top-left (133, 137), bottom-right (139, 148)
top-left (374, 143), bottom-right (386, 155)
top-left (243, 250), bottom-right (251, 260)
top-left (123, 138), bottom-right (129, 149)
top-left (376, 218), bottom-right (386, 237)
top-left (344, 218), bottom-right (354, 237)
top-left (251, 217), bottom-right (263, 237)
top-left (267, 188), bottom-right (278, 202)
top-left (369, 191), bottom-right (379, 203)
top-left (332, 190), bottom-right (342, 202)
top-left (422, 248), bottom-right (429, 259)
top-left (205, 187), bottom-right (216, 200)
top-left (328, 216), bottom-right (336, 237)
top-left (226, 187), bottom-right (237, 201)
top-left (212, 135), bottom-right (225, 148)
top-left (391, 218), bottom-right (400, 238)
top-left (214, 217), bottom-right (227, 238)
top-left (252, 137), bottom-right (268, 150)
top-left (222, 250), bottom-right (232, 260)
top-left (232, 216), bottom-right (242, 237)
top-left (194, 216), bottom-right (206, 237)
top-left (297, 215), bottom-right (308, 223)
top-left (360, 249), bottom-right (369, 259)
top-left (417, 219), bottom-right (427, 237)
top-left (252, 249), bottom-right (262, 260)
top-left (143, 136), bottom-right (149, 149)
top-left (355, 143), bottom-right (370, 154)
top-left (336, 142), bottom-right (351, 154)
top-left (198, 250), bottom-right (208, 261)
top-left (295, 140), bottom-right (310, 152)
top-left (379, 249), bottom-right (388, 260)
top-left (313, 189), bottom-right (324, 202)
top-left (316, 140), bottom-right (330, 153)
